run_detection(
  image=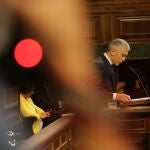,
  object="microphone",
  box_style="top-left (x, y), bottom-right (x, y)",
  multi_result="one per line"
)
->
top-left (129, 66), bottom-right (150, 98)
